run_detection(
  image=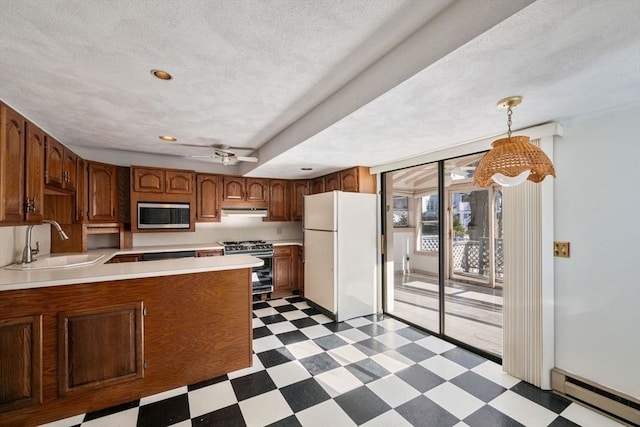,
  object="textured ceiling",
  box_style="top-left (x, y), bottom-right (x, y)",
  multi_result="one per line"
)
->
top-left (1, 0), bottom-right (639, 178)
